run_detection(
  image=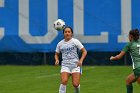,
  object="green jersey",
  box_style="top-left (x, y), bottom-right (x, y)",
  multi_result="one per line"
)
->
top-left (122, 39), bottom-right (140, 69)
